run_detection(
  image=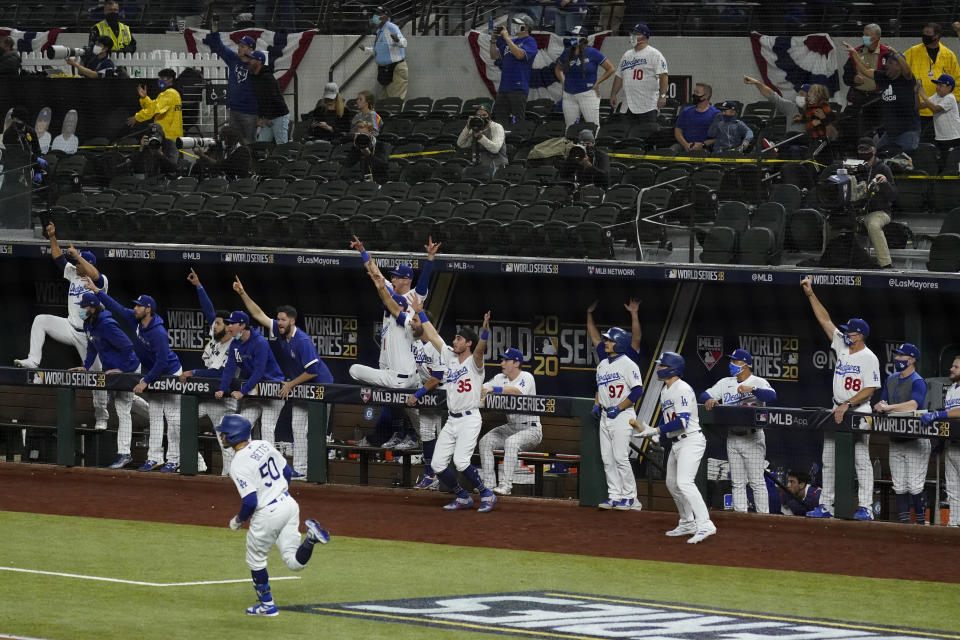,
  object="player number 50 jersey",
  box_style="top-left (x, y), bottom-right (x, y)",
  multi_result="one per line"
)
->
top-left (228, 439), bottom-right (288, 509)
